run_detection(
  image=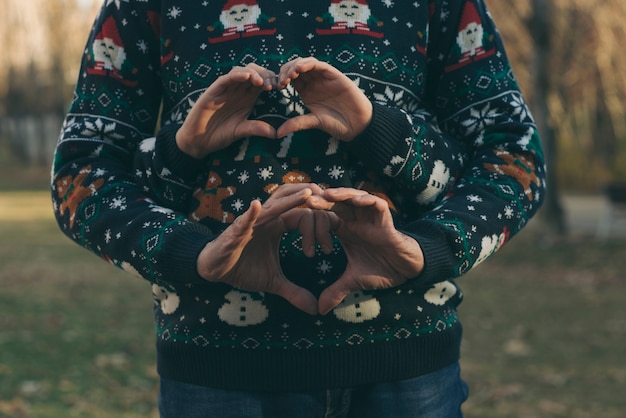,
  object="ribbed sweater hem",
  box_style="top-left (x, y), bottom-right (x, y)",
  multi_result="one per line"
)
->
top-left (156, 321), bottom-right (462, 392)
